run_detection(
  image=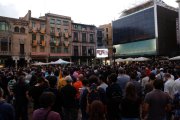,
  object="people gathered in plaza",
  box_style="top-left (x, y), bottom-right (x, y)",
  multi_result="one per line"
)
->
top-left (0, 60), bottom-right (180, 120)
